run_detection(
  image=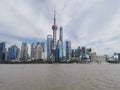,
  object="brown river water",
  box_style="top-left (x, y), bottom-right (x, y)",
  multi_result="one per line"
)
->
top-left (0, 64), bottom-right (120, 90)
